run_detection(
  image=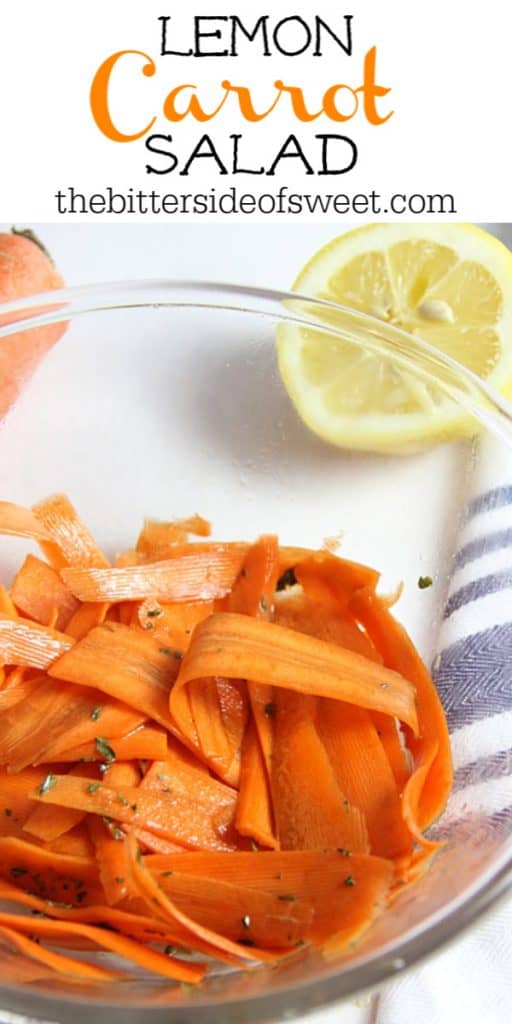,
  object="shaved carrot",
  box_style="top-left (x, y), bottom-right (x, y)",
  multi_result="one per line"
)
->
top-left (0, 678), bottom-right (144, 773)
top-left (0, 501), bottom-right (51, 542)
top-left (0, 672), bottom-right (44, 712)
top-left (22, 764), bottom-right (100, 842)
top-left (0, 497), bottom-right (452, 980)
top-left (0, 879), bottom-right (189, 946)
top-left (0, 613), bottom-right (73, 669)
top-left (32, 773), bottom-right (238, 851)
top-left (275, 589), bottom-right (380, 662)
top-left (271, 690), bottom-right (369, 853)
top-left (0, 766), bottom-right (51, 837)
top-left (316, 701), bottom-right (413, 859)
top-left (37, 697), bottom-right (146, 763)
top-left (171, 613), bottom-right (419, 738)
top-left (89, 763), bottom-right (138, 905)
top-left (350, 587), bottom-right (452, 829)
top-left (0, 947), bottom-right (60, 984)
top-left (48, 622), bottom-right (181, 734)
top-left (46, 823), bottom-right (94, 859)
top-left (295, 550), bottom-right (380, 609)
top-left (61, 544), bottom-right (248, 603)
top-left (11, 553), bottom-right (79, 630)
top-left (229, 536), bottom-right (281, 785)
top-left (147, 848), bottom-right (393, 951)
top-left (155, 869), bottom-right (312, 948)
top-left (52, 724), bottom-right (168, 764)
top-left (136, 515), bottom-right (211, 557)
top-left (0, 586), bottom-right (17, 618)
top-left (126, 835), bottom-right (277, 964)
top-left (0, 835), bottom-right (102, 906)
top-left (65, 600), bottom-right (110, 640)
top-left (0, 912), bottom-right (205, 983)
top-left (133, 829), bottom-right (188, 854)
top-left (371, 711), bottom-right (411, 792)
top-left (140, 753), bottom-right (239, 845)
top-left (32, 493), bottom-right (109, 569)
top-left (235, 718), bottom-right (277, 849)
top-left (0, 922), bottom-right (120, 981)
top-left (136, 598), bottom-right (214, 653)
